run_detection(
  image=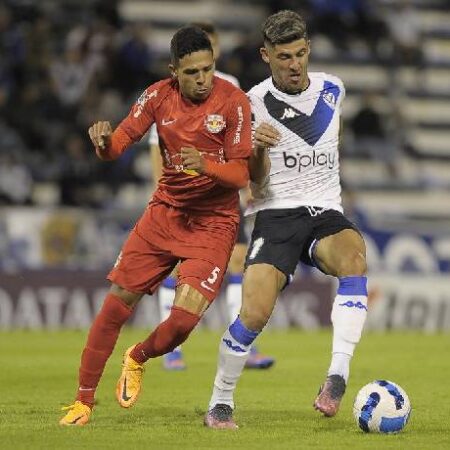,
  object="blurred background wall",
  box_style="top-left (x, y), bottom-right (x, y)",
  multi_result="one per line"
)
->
top-left (1, 0), bottom-right (449, 331)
